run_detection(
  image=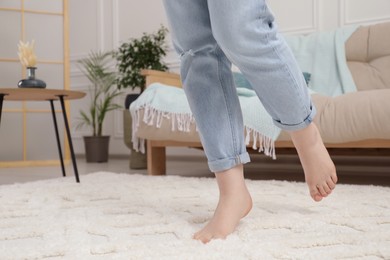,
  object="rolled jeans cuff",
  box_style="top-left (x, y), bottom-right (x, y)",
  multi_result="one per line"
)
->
top-left (208, 152), bottom-right (251, 173)
top-left (273, 104), bottom-right (317, 132)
